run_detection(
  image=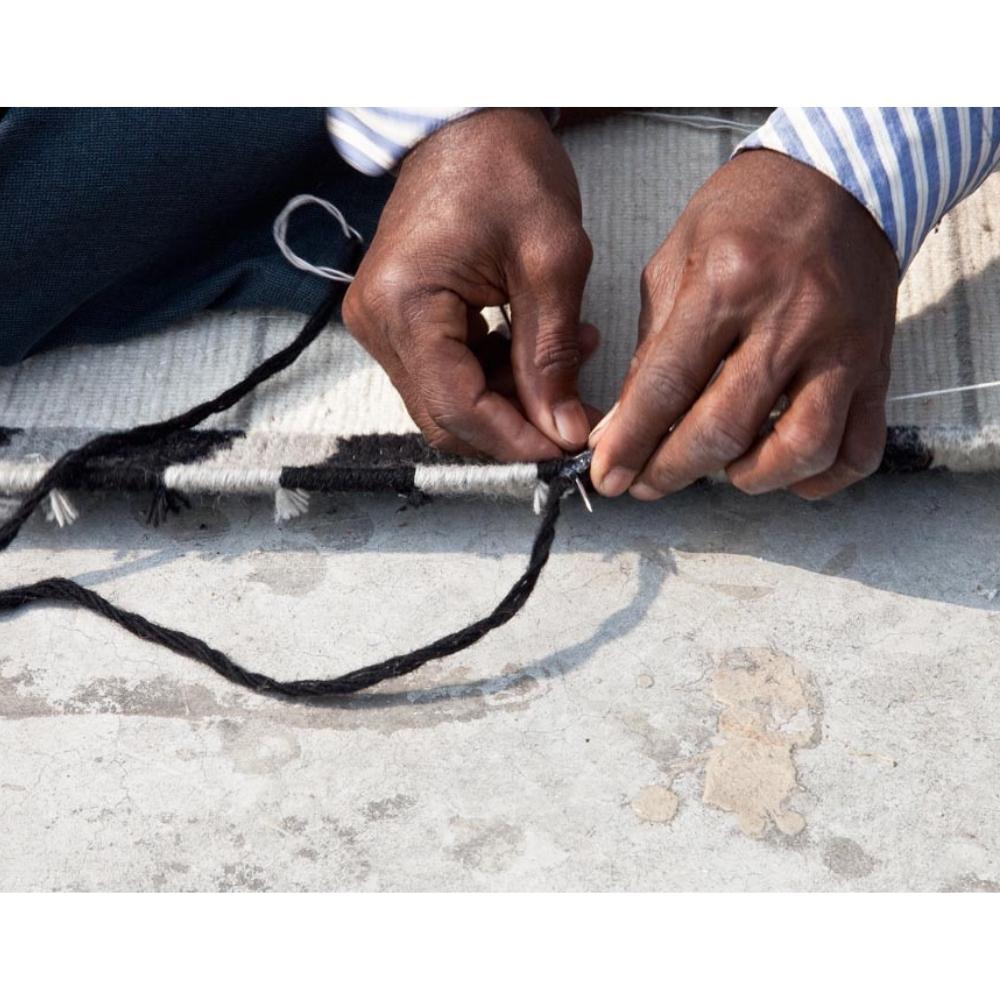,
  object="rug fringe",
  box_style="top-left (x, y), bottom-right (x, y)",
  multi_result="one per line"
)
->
top-left (274, 486), bottom-right (310, 523)
top-left (532, 481), bottom-right (550, 516)
top-left (45, 488), bottom-right (78, 528)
